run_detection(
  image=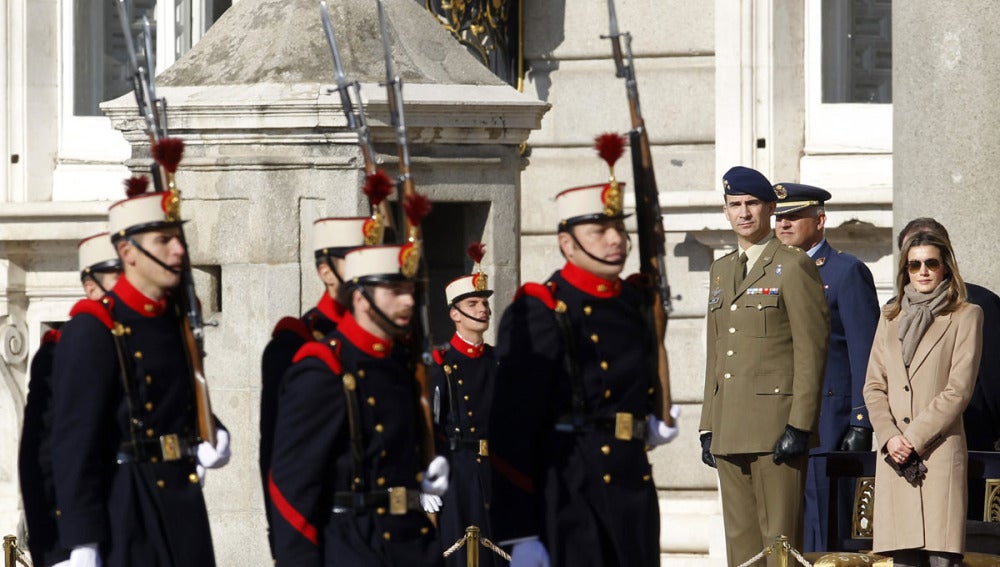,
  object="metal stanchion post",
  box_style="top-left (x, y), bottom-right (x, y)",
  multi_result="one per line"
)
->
top-left (773, 535), bottom-right (789, 567)
top-left (4, 535), bottom-right (17, 567)
top-left (465, 525), bottom-right (480, 567)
